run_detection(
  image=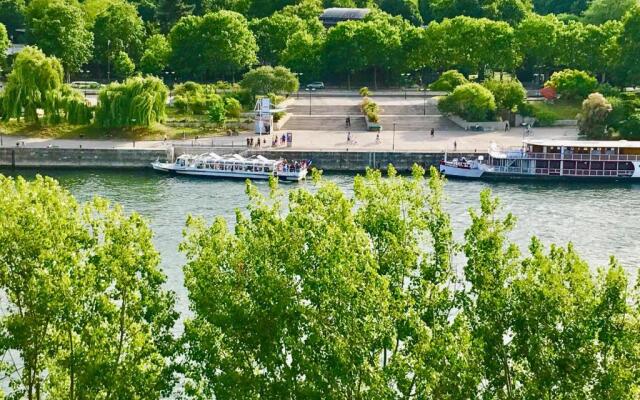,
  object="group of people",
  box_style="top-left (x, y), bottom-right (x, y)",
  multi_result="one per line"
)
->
top-left (272, 134), bottom-right (289, 147)
top-left (246, 137), bottom-right (267, 147)
top-left (277, 159), bottom-right (308, 173)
